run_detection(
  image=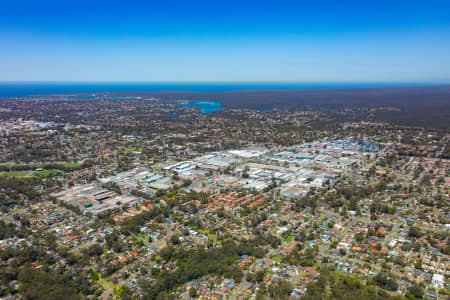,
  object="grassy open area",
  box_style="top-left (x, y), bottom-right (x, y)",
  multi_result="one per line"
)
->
top-left (0, 162), bottom-right (83, 172)
top-left (122, 147), bottom-right (142, 153)
top-left (0, 171), bottom-right (32, 178)
top-left (138, 232), bottom-right (148, 240)
top-left (270, 255), bottom-right (282, 263)
top-left (24, 132), bottom-right (38, 136)
top-left (282, 234), bottom-right (295, 243)
top-left (0, 169), bottom-right (64, 178)
top-left (60, 162), bottom-right (83, 168)
top-left (197, 228), bottom-right (218, 240)
top-left (35, 169), bottom-right (64, 178)
top-left (98, 275), bottom-right (115, 292)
